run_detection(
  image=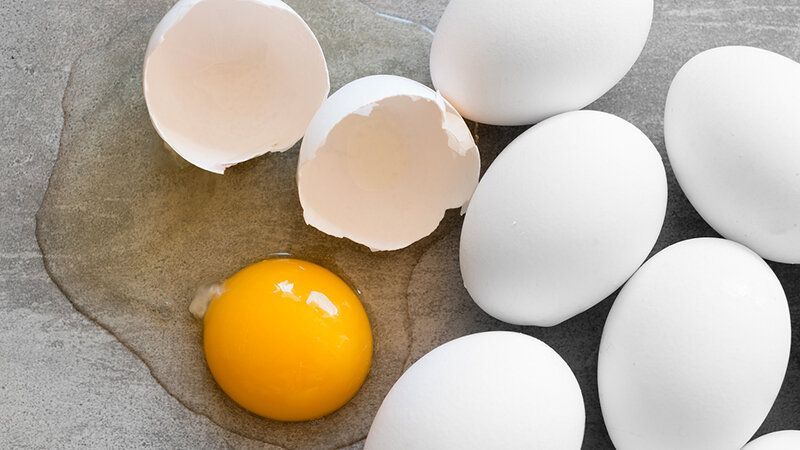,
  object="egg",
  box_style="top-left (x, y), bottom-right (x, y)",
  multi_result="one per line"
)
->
top-left (599, 238), bottom-right (790, 450)
top-left (364, 332), bottom-right (585, 449)
top-left (144, 0), bottom-right (329, 174)
top-left (744, 431), bottom-right (800, 450)
top-left (298, 75), bottom-right (480, 252)
top-left (460, 110), bottom-right (666, 326)
top-left (190, 258), bottom-right (372, 421)
top-left (665, 46), bottom-right (800, 263)
top-left (430, 0), bottom-right (653, 125)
